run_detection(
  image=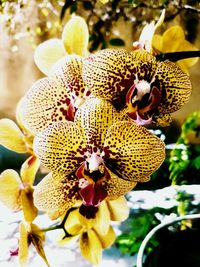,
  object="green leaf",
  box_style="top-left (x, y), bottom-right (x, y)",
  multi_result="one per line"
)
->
top-left (109, 38), bottom-right (125, 46)
top-left (192, 155), bottom-right (200, 169)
